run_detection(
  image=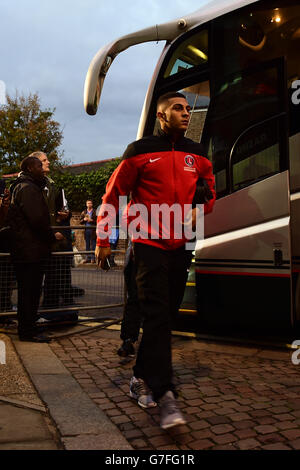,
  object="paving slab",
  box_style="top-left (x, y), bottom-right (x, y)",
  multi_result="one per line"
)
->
top-left (0, 395), bottom-right (46, 412)
top-left (0, 334), bottom-right (44, 407)
top-left (13, 340), bottom-right (69, 375)
top-left (0, 403), bottom-right (54, 444)
top-left (0, 334), bottom-right (60, 450)
top-left (32, 374), bottom-right (127, 437)
top-left (62, 434), bottom-right (133, 451)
